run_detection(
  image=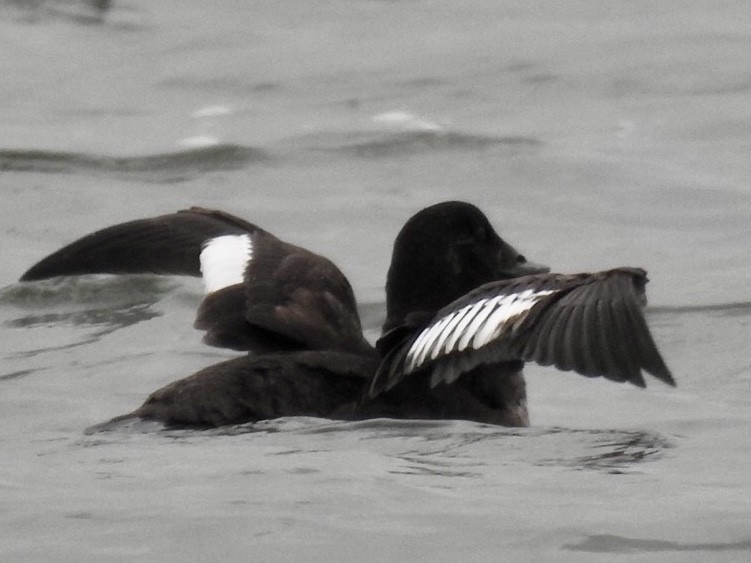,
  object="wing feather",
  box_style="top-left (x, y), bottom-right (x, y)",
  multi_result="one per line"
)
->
top-left (20, 208), bottom-right (259, 281)
top-left (546, 300), bottom-right (576, 370)
top-left (457, 298), bottom-right (495, 351)
top-left (594, 299), bottom-right (632, 382)
top-left (472, 294), bottom-right (517, 348)
top-left (606, 299), bottom-right (640, 379)
top-left (557, 300), bottom-right (583, 373)
top-left (580, 296), bottom-right (607, 377)
top-left (439, 305), bottom-right (476, 354)
top-left (370, 269), bottom-right (674, 399)
top-left (621, 296), bottom-right (673, 384)
top-left (524, 300), bottom-right (560, 367)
